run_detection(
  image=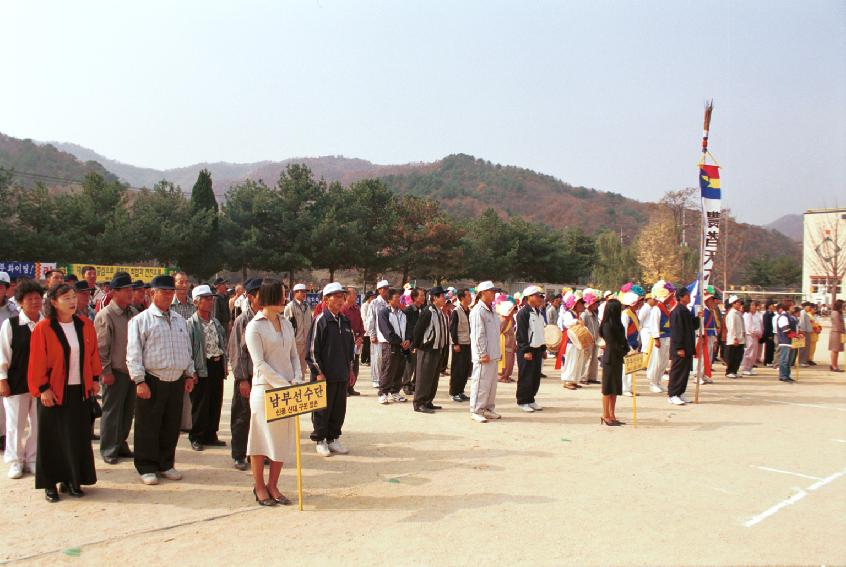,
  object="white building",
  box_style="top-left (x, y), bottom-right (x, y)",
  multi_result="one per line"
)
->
top-left (803, 208), bottom-right (846, 304)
